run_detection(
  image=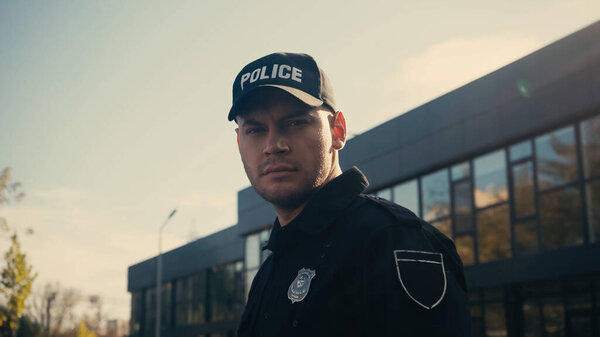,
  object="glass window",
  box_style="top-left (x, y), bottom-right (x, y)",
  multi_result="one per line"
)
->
top-left (474, 150), bottom-right (508, 208)
top-left (245, 229), bottom-right (269, 301)
top-left (453, 180), bottom-right (473, 233)
top-left (245, 234), bottom-right (260, 270)
top-left (468, 291), bottom-right (482, 317)
top-left (451, 161), bottom-right (470, 181)
top-left (477, 204), bottom-right (511, 263)
top-left (484, 288), bottom-right (507, 337)
top-left (161, 283), bottom-right (172, 329)
top-left (421, 169), bottom-right (450, 221)
top-left (145, 287), bottom-right (156, 336)
top-left (586, 180), bottom-right (600, 243)
top-left (211, 332), bottom-right (236, 337)
top-left (535, 126), bottom-right (578, 190)
top-left (569, 315), bottom-right (593, 337)
top-left (259, 228), bottom-right (272, 263)
top-left (259, 228), bottom-right (270, 246)
top-left (455, 235), bottom-right (475, 265)
top-left (581, 114), bottom-right (600, 179)
top-left (542, 297), bottom-right (564, 337)
top-left (210, 261), bottom-right (244, 322)
top-left (540, 187), bottom-right (583, 249)
top-left (510, 140), bottom-right (532, 162)
top-left (431, 218), bottom-right (452, 239)
top-left (176, 277), bottom-right (192, 326)
top-left (190, 271), bottom-right (206, 324)
top-left (564, 279), bottom-right (592, 310)
top-left (145, 283), bottom-right (172, 335)
top-left (130, 292), bottom-right (142, 335)
top-left (376, 188), bottom-right (392, 200)
top-left (468, 291), bottom-right (484, 337)
top-left (512, 161), bottom-right (536, 218)
top-left (245, 269), bottom-right (258, 301)
top-left (392, 179), bottom-right (419, 215)
top-left (514, 220), bottom-right (538, 256)
top-left (485, 303), bottom-right (507, 337)
top-left (522, 298), bottom-right (542, 337)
